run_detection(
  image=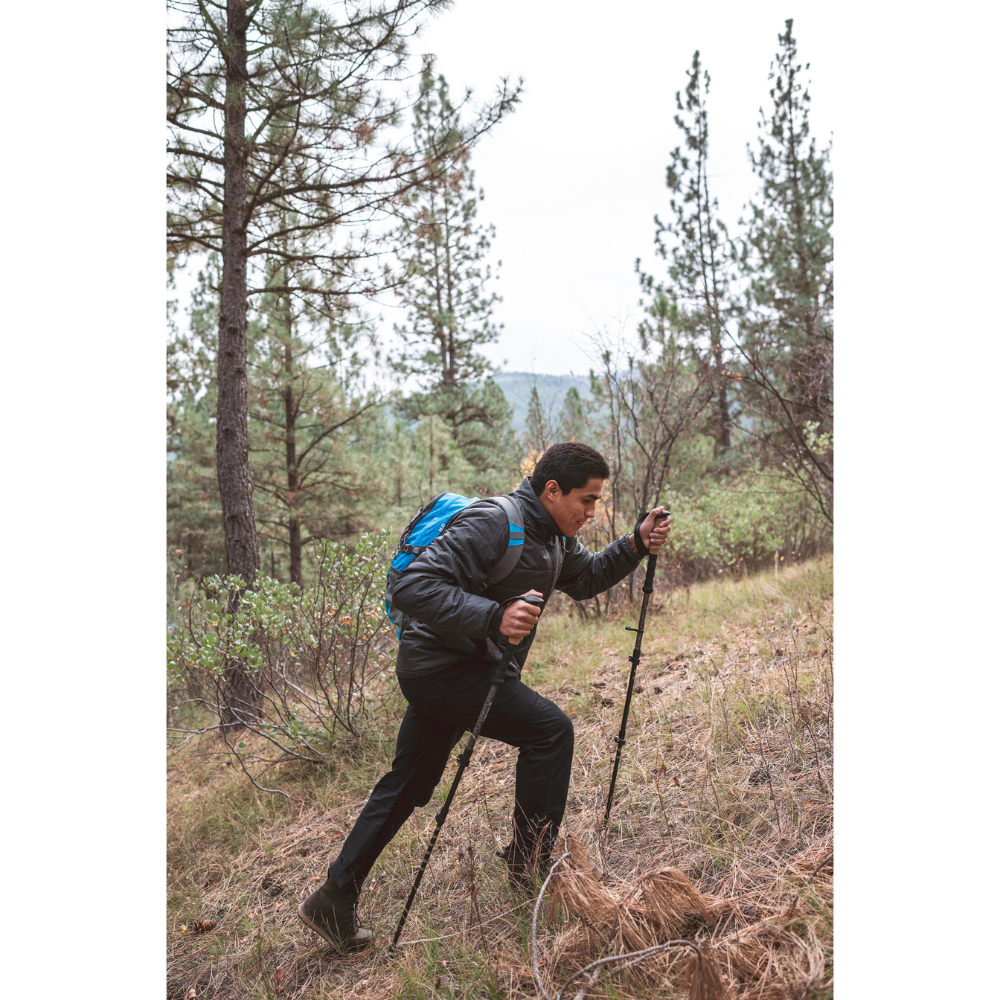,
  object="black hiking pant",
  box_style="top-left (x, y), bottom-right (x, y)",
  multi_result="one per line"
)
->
top-left (327, 660), bottom-right (574, 893)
